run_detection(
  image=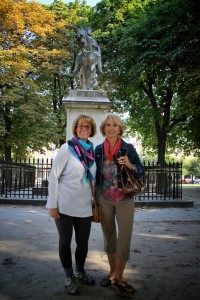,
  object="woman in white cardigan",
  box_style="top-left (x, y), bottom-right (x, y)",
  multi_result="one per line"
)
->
top-left (46, 114), bottom-right (96, 295)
